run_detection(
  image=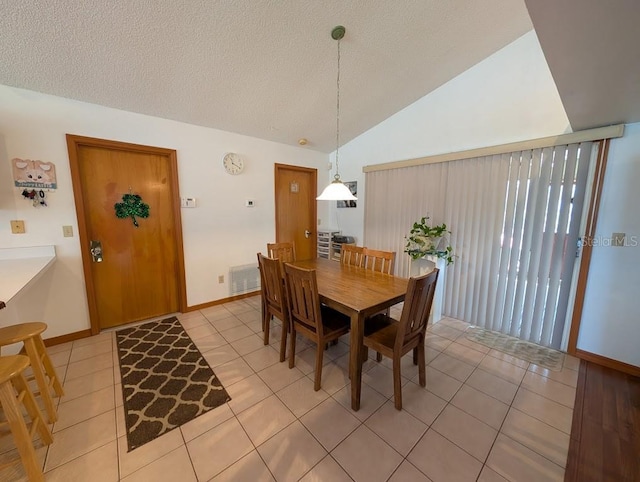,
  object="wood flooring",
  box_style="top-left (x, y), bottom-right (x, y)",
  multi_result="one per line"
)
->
top-left (565, 360), bottom-right (640, 481)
